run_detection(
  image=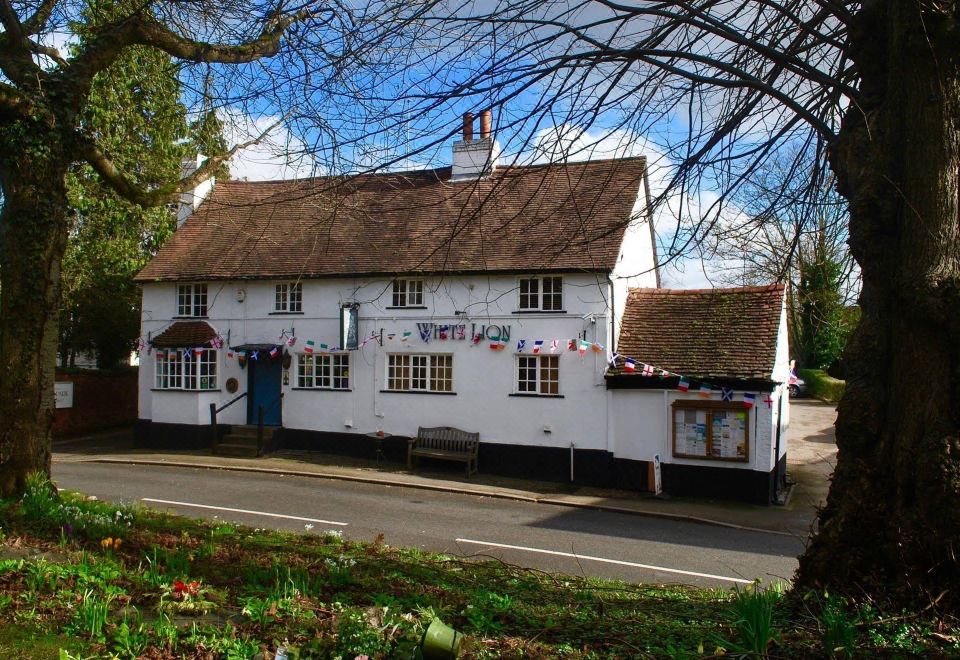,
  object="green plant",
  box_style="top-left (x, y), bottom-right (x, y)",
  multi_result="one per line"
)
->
top-left (797, 368), bottom-right (846, 403)
top-left (158, 579), bottom-right (217, 615)
top-left (725, 581), bottom-right (785, 656)
top-left (68, 588), bottom-right (115, 642)
top-left (819, 594), bottom-right (857, 658)
top-left (150, 613), bottom-right (179, 650)
top-left (111, 616), bottom-right (149, 658)
top-left (335, 607), bottom-right (393, 658)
